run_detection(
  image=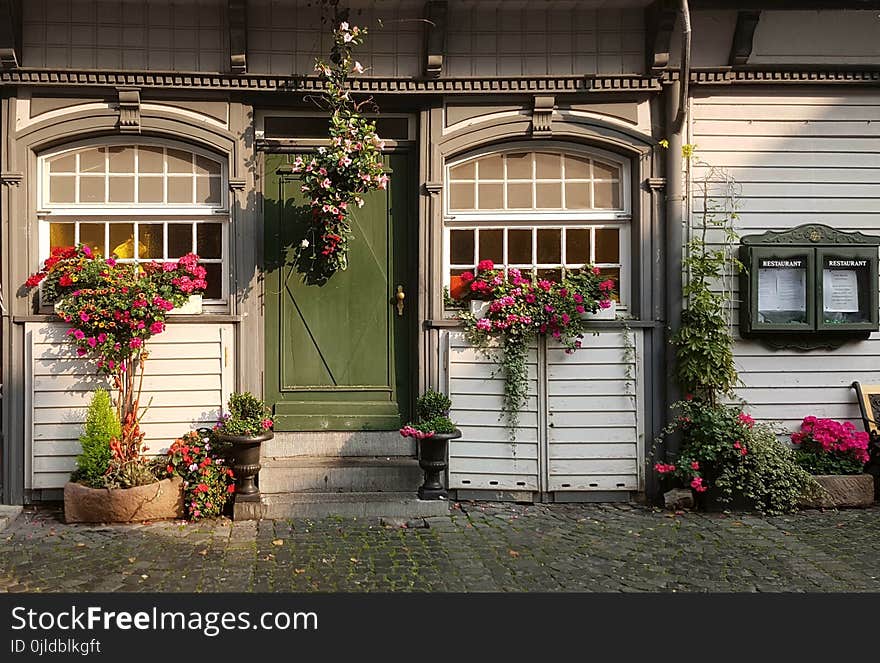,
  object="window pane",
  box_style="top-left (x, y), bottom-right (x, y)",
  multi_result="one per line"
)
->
top-left (564, 182), bottom-right (590, 209)
top-left (49, 223), bottom-right (75, 249)
top-left (449, 182), bottom-right (474, 210)
top-left (49, 176), bottom-right (76, 203)
top-left (477, 183), bottom-right (503, 210)
top-left (449, 269), bottom-right (470, 300)
top-left (202, 262), bottom-right (223, 299)
top-left (168, 223), bottom-right (193, 258)
top-left (79, 176), bottom-right (105, 203)
top-left (79, 223), bottom-right (105, 256)
top-left (449, 161), bottom-right (475, 180)
top-left (536, 182), bottom-right (562, 209)
top-left (138, 224), bottom-right (164, 259)
top-left (167, 177), bottom-right (193, 204)
top-left (537, 228), bottom-right (562, 264)
top-left (196, 223), bottom-right (222, 259)
top-left (138, 176), bottom-right (164, 203)
top-left (593, 160), bottom-right (619, 180)
top-left (79, 148), bottom-right (105, 173)
top-left (166, 148), bottom-right (193, 173)
top-left (597, 267), bottom-right (620, 300)
top-left (507, 182), bottom-right (532, 209)
top-left (477, 155), bottom-right (503, 179)
top-left (110, 223), bottom-right (135, 258)
top-left (505, 152), bottom-right (531, 179)
top-left (196, 176), bottom-right (222, 205)
top-left (195, 155), bottom-right (221, 176)
top-left (108, 176), bottom-right (134, 203)
top-left (108, 146), bottom-right (135, 173)
top-left (507, 229), bottom-right (532, 264)
top-left (595, 228), bottom-right (620, 263)
top-left (478, 229), bottom-right (503, 263)
top-left (594, 180), bottom-right (620, 209)
top-left (138, 146), bottom-right (164, 173)
top-left (536, 268), bottom-right (562, 283)
top-left (566, 228), bottom-right (591, 264)
top-left (49, 154), bottom-right (77, 173)
top-left (564, 154), bottom-right (590, 179)
top-left (535, 152), bottom-right (561, 179)
top-left (450, 229), bottom-right (475, 264)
